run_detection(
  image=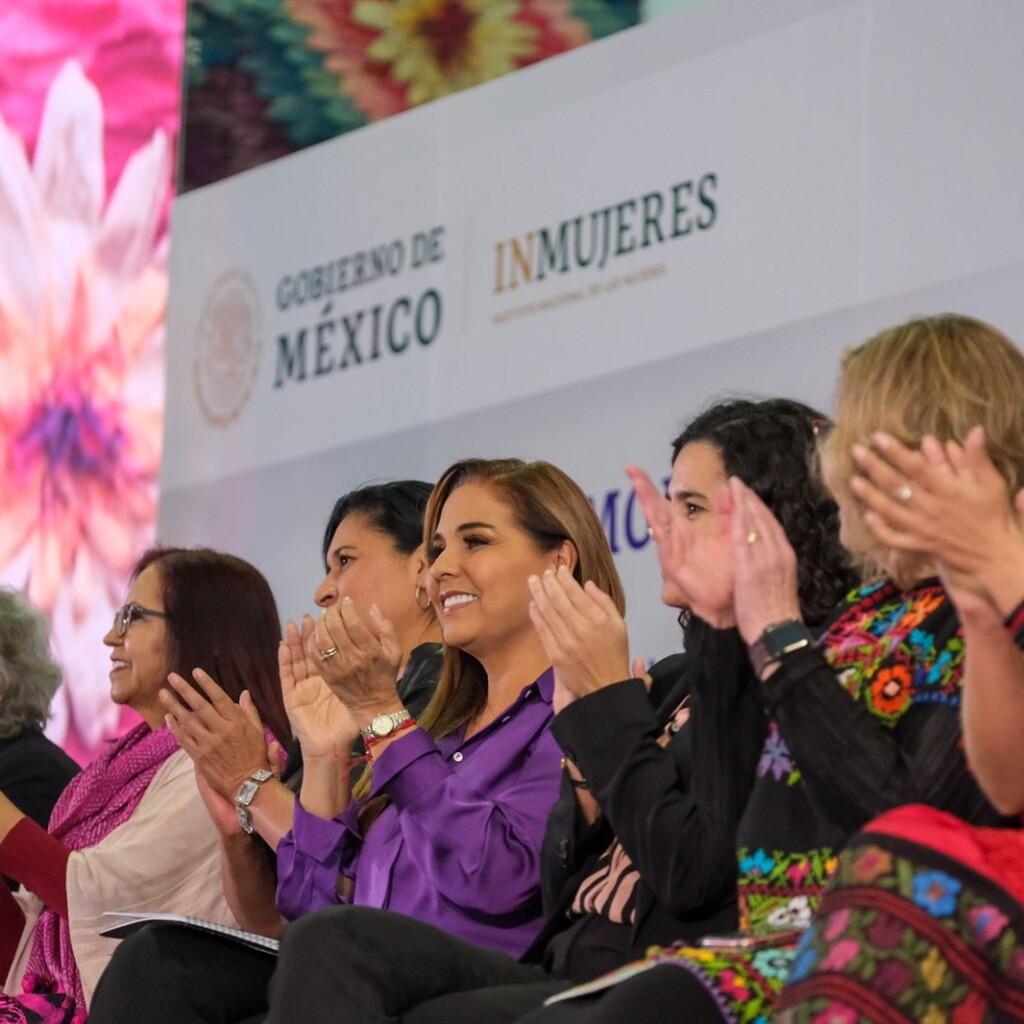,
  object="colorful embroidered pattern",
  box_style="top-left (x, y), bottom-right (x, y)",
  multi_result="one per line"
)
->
top-left (756, 723), bottom-right (799, 786)
top-left (775, 838), bottom-right (1024, 1023)
top-left (652, 941), bottom-right (798, 1024)
top-left (822, 580), bottom-right (964, 722)
top-left (638, 581), bottom-right (967, 1024)
top-left (737, 848), bottom-right (839, 934)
